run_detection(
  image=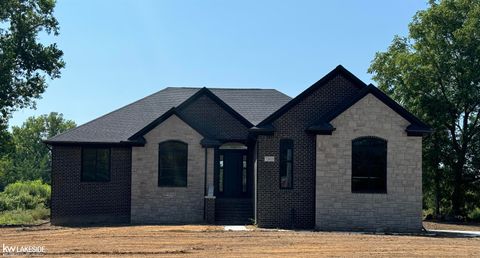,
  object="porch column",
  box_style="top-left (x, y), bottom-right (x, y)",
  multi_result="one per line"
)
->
top-left (204, 147), bottom-right (215, 223)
